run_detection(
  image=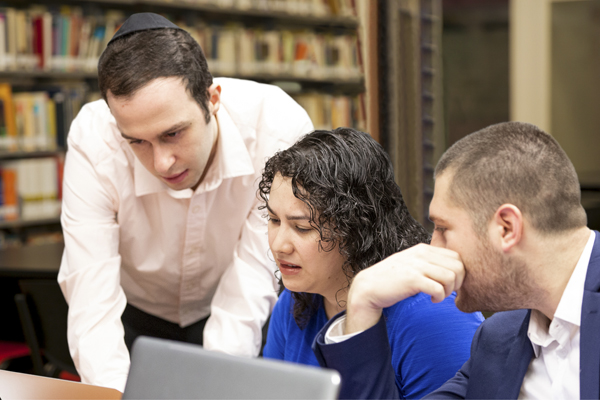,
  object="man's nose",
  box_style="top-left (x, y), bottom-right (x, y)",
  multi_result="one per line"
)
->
top-left (154, 146), bottom-right (176, 175)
